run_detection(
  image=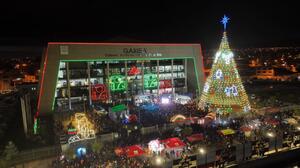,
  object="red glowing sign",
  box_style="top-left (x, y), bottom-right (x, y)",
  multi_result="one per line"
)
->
top-left (160, 80), bottom-right (172, 89)
top-left (68, 128), bottom-right (77, 135)
top-left (128, 66), bottom-right (141, 75)
top-left (92, 84), bottom-right (108, 101)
